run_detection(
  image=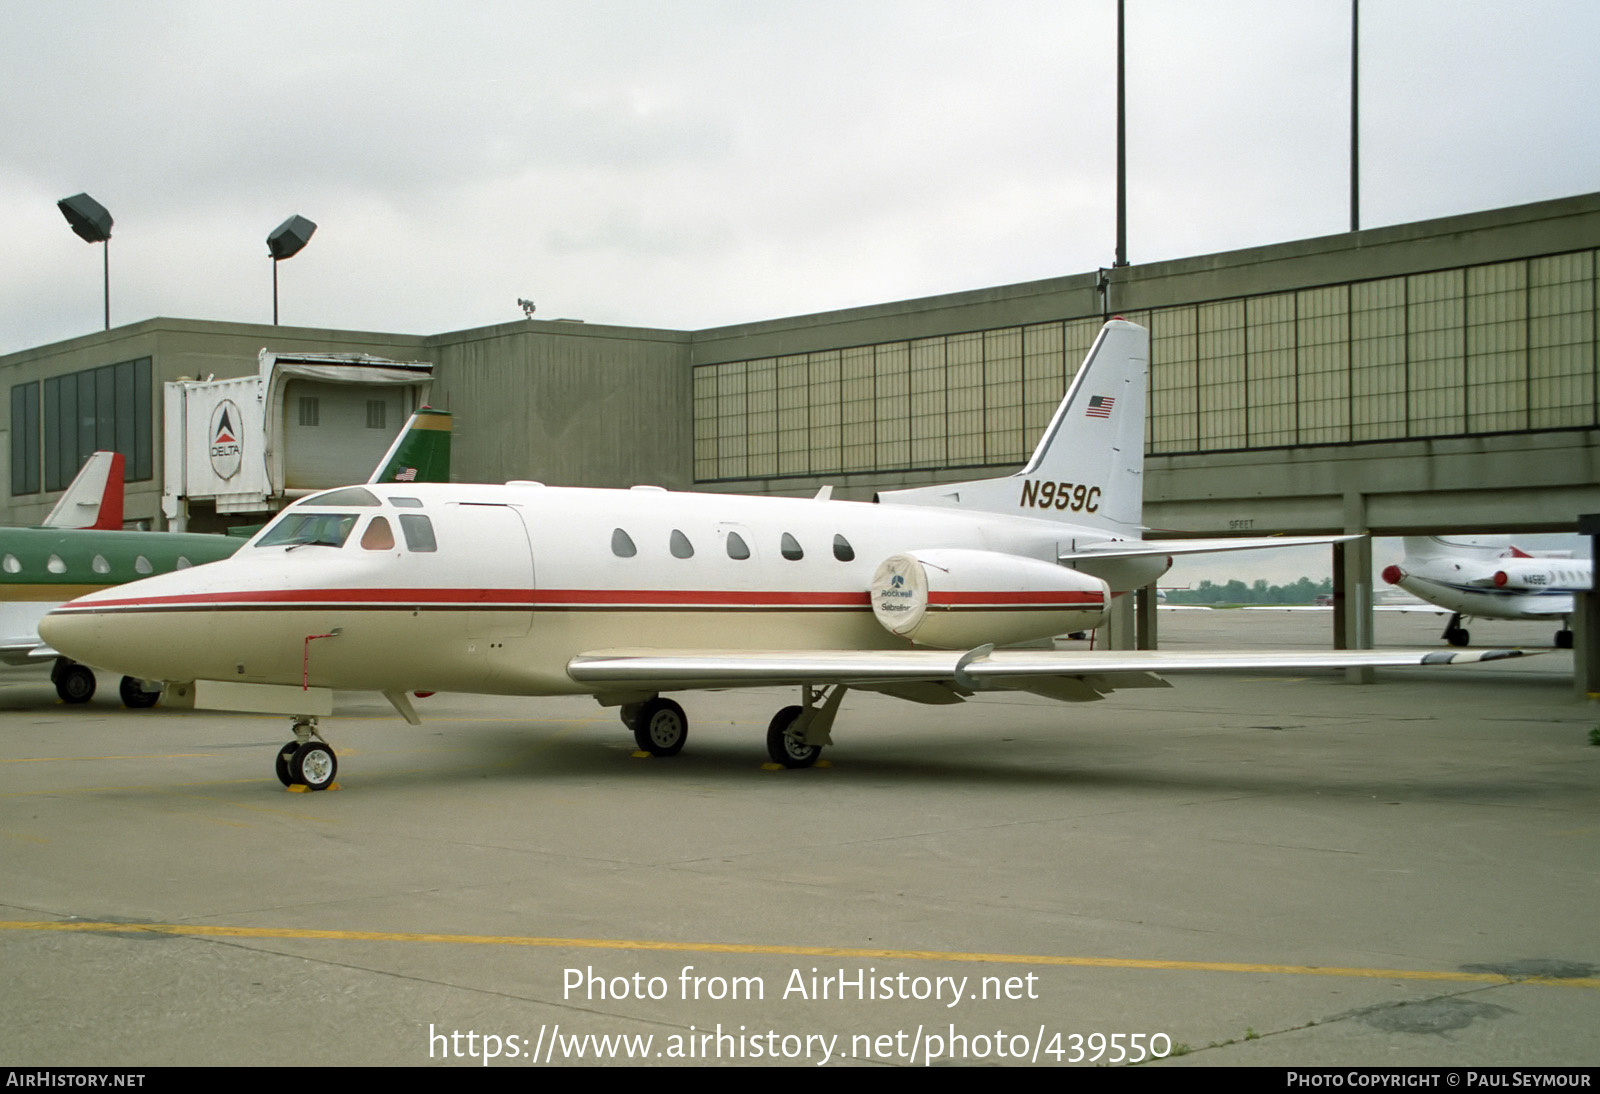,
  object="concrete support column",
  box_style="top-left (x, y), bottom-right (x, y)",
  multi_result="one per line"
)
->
top-left (1337, 492), bottom-right (1374, 683)
top-left (1105, 592), bottom-right (1137, 650)
top-left (1135, 584), bottom-right (1159, 649)
top-left (1576, 515), bottom-right (1600, 699)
